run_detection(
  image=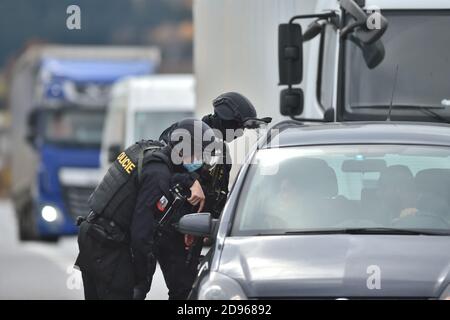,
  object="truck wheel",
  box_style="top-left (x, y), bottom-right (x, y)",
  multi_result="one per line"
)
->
top-left (18, 207), bottom-right (35, 241)
top-left (40, 236), bottom-right (59, 243)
